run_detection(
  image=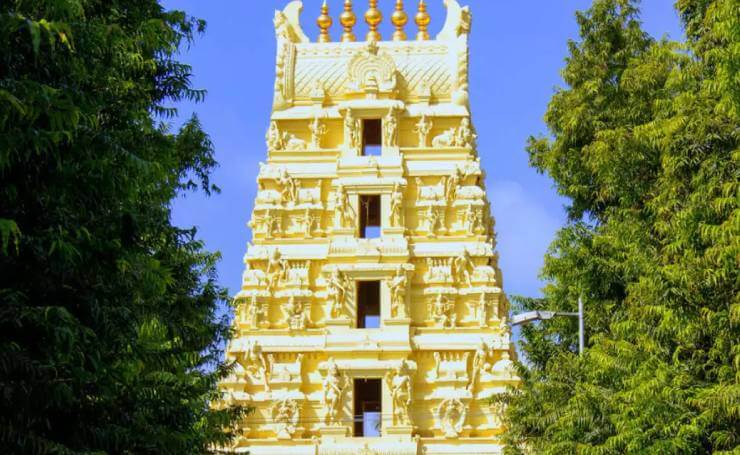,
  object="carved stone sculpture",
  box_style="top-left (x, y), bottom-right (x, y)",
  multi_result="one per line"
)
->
top-left (272, 398), bottom-right (300, 440)
top-left (333, 185), bottom-right (353, 228)
top-left (309, 116), bottom-right (327, 149)
top-left (423, 205), bottom-right (442, 237)
top-left (284, 296), bottom-right (310, 330)
top-left (382, 109), bottom-right (398, 147)
top-left (389, 183), bottom-right (404, 227)
top-left (242, 340), bottom-right (271, 391)
top-left (266, 248), bottom-right (289, 291)
top-left (432, 127), bottom-right (457, 148)
top-left (414, 114), bottom-right (432, 147)
top-left (322, 358), bottom-right (347, 426)
top-left (455, 117), bottom-right (476, 149)
top-left (388, 266), bottom-right (409, 318)
top-left (277, 167), bottom-right (299, 205)
top-left (326, 269), bottom-right (348, 319)
top-left (343, 109), bottom-right (362, 152)
top-left (385, 360), bottom-right (414, 426)
top-left (477, 293), bottom-right (490, 326)
top-left (246, 294), bottom-right (268, 328)
top-left (267, 121), bottom-right (285, 151)
top-left (437, 398), bottom-right (467, 438)
top-left (431, 293), bottom-right (456, 328)
top-left (452, 249), bottom-right (474, 286)
top-left (284, 134), bottom-right (307, 151)
top-left (467, 342), bottom-right (492, 393)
